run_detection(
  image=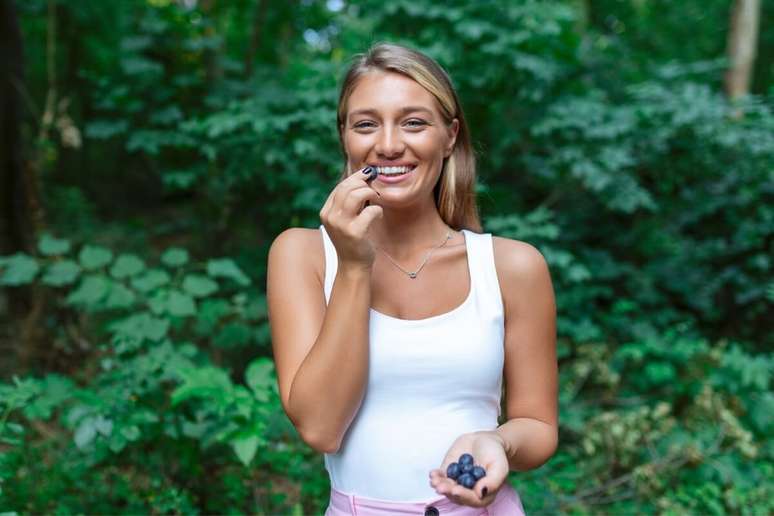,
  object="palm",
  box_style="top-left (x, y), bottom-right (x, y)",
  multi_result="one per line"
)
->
top-left (428, 431), bottom-right (510, 508)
